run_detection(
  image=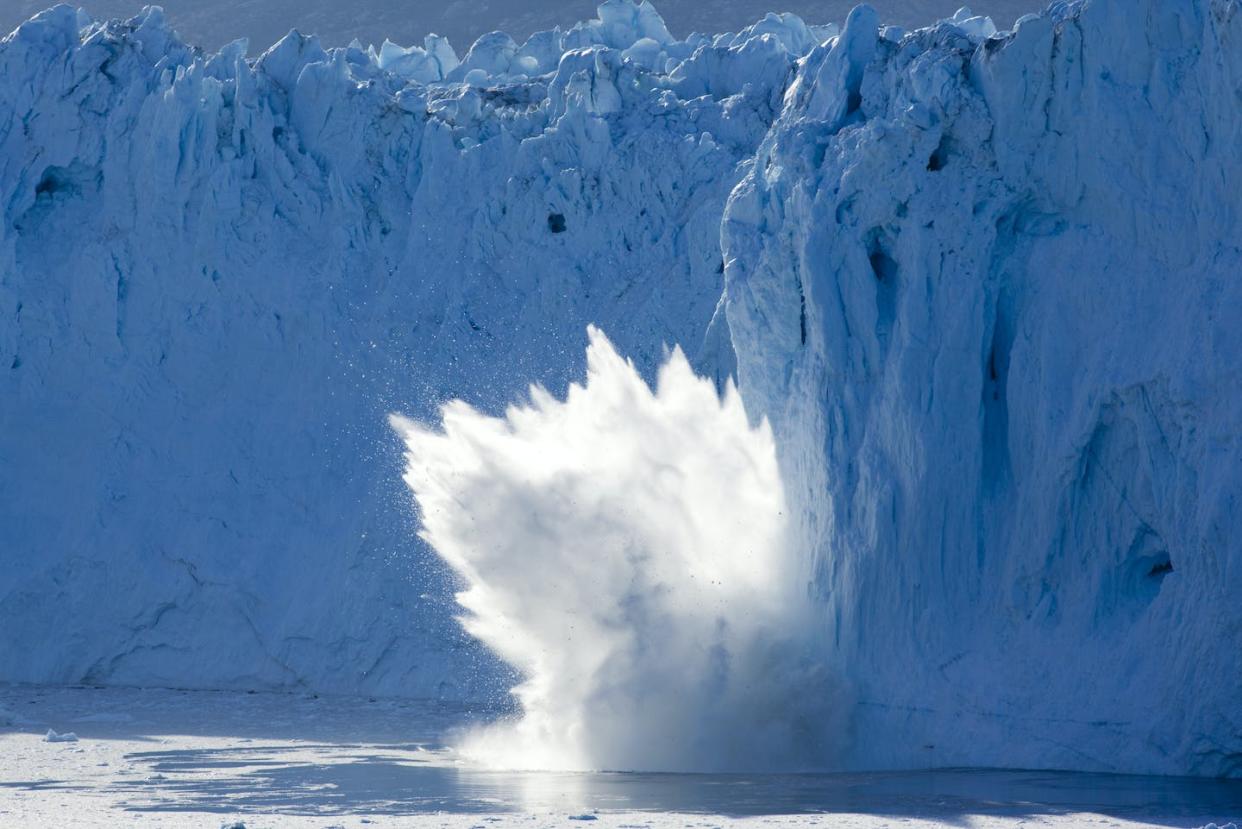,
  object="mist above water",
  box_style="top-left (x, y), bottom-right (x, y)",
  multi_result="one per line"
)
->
top-left (392, 326), bottom-right (836, 772)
